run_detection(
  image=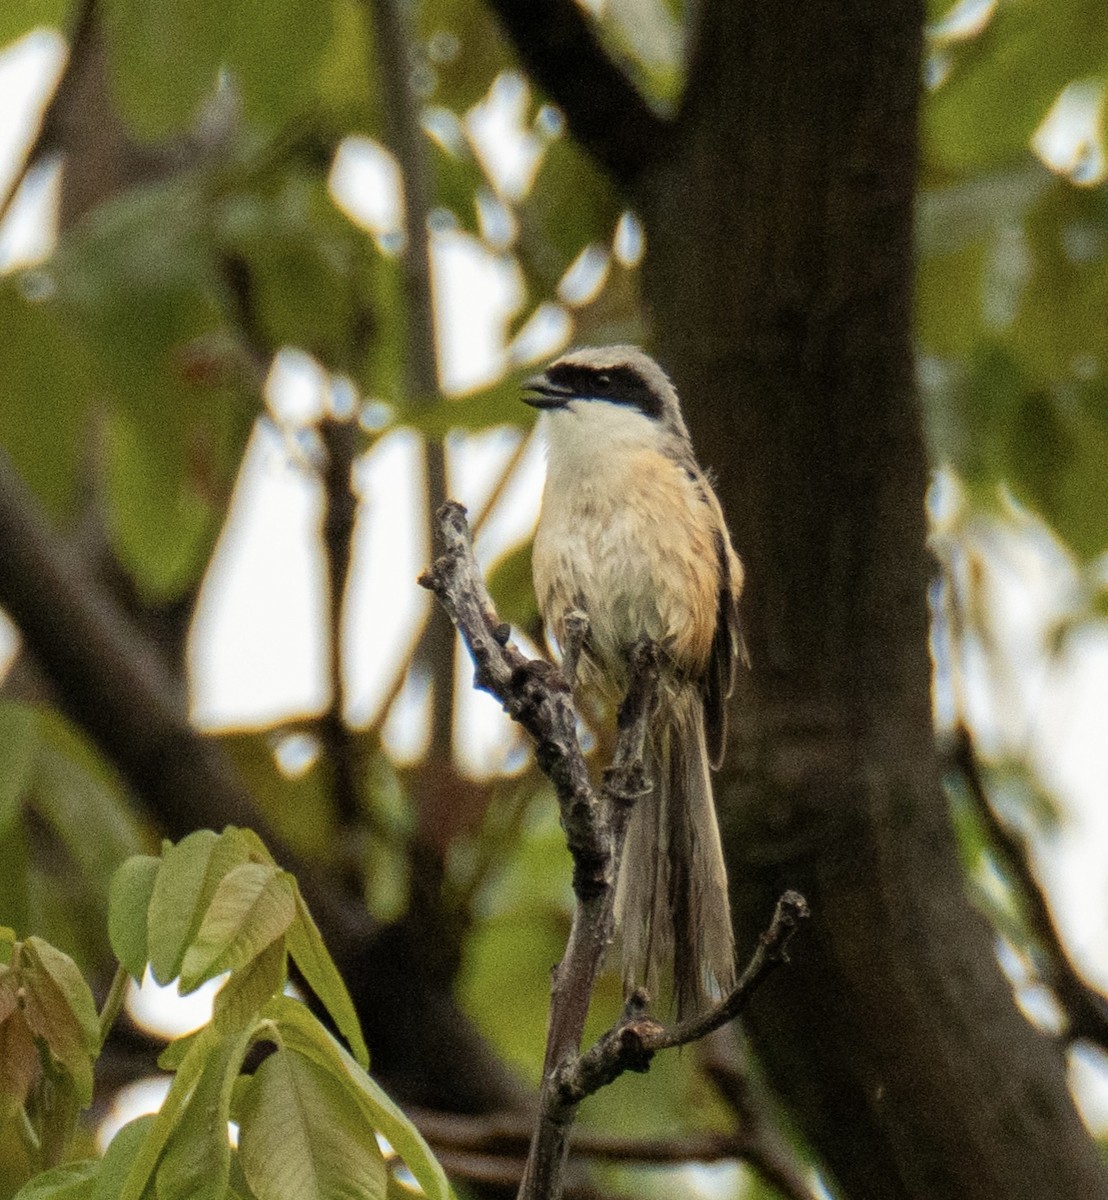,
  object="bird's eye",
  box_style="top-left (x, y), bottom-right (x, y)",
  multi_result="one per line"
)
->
top-left (595, 373), bottom-right (611, 390)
